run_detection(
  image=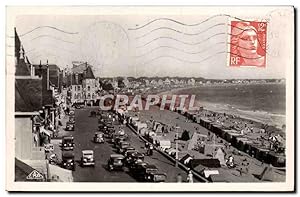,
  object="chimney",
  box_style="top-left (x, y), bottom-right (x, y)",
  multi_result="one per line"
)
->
top-left (39, 60), bottom-right (42, 77)
top-left (47, 60), bottom-right (50, 90)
